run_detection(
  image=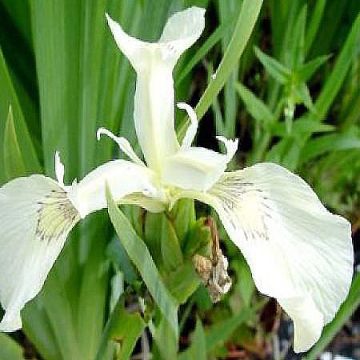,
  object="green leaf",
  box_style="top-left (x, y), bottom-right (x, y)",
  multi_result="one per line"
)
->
top-left (166, 261), bottom-right (200, 304)
top-left (272, 118), bottom-right (335, 137)
top-left (107, 236), bottom-right (138, 285)
top-left (106, 187), bottom-right (178, 339)
top-left (178, 0), bottom-right (263, 138)
top-left (289, 5), bottom-right (306, 68)
top-left (314, 13), bottom-right (360, 120)
top-left (305, 274), bottom-right (360, 360)
top-left (176, 17), bottom-right (235, 85)
top-left (233, 259), bottom-right (255, 307)
top-left (161, 216), bottom-right (184, 272)
top-left (178, 318), bottom-right (207, 360)
top-left (151, 314), bottom-right (178, 360)
top-left (0, 334), bottom-right (24, 360)
top-left (144, 213), bottom-right (163, 267)
top-left (254, 47), bottom-right (291, 84)
top-left (183, 218), bottom-right (211, 259)
top-left (236, 82), bottom-right (275, 126)
top-left (0, 49), bottom-right (41, 184)
top-left (301, 132), bottom-right (360, 163)
top-left (144, 212), bottom-right (184, 272)
top-left (305, 0), bottom-right (326, 54)
top-left (206, 307), bottom-right (255, 353)
top-left (294, 82), bottom-right (314, 111)
top-left (170, 199), bottom-right (196, 245)
top-left (3, 106), bottom-right (27, 180)
top-left (297, 55), bottom-right (330, 83)
top-left (95, 297), bottom-right (146, 360)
